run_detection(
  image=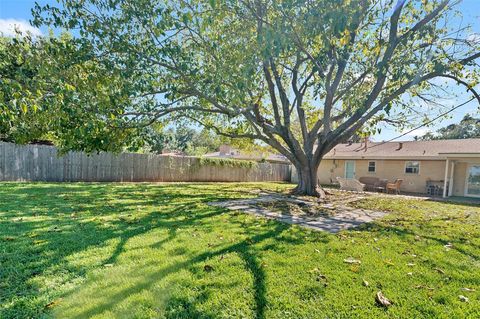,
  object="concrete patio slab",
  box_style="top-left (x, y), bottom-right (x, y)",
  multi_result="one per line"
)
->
top-left (209, 194), bottom-right (389, 233)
